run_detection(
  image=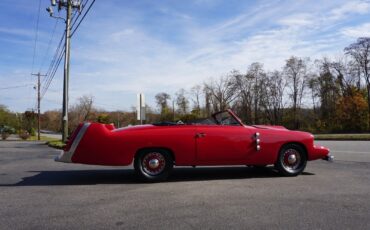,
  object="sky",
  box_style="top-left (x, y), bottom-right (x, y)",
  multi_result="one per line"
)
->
top-left (0, 0), bottom-right (369, 113)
